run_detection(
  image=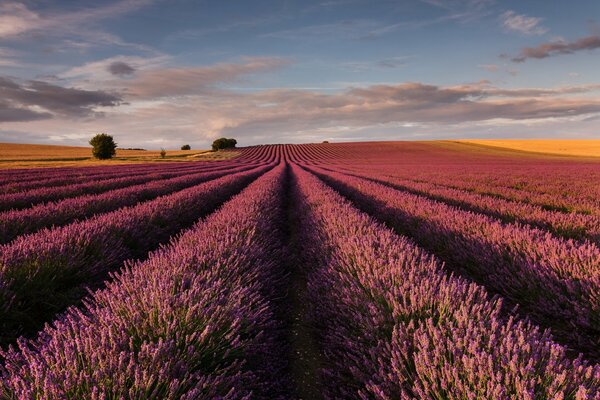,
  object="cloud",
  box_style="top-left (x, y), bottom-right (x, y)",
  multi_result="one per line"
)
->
top-left (262, 20), bottom-right (381, 41)
top-left (0, 76), bottom-right (122, 121)
top-left (6, 78), bottom-right (600, 143)
top-left (108, 61), bottom-right (136, 76)
top-left (0, 1), bottom-right (158, 54)
top-left (378, 57), bottom-right (410, 68)
top-left (60, 55), bottom-right (168, 84)
top-left (500, 11), bottom-right (547, 35)
top-left (0, 1), bottom-right (154, 39)
top-left (509, 34), bottom-right (600, 62)
top-left (0, 101), bottom-right (52, 123)
top-left (478, 64), bottom-right (498, 72)
top-left (120, 57), bottom-right (290, 98)
top-left (0, 2), bottom-right (41, 37)
top-left (75, 81), bottom-right (600, 143)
